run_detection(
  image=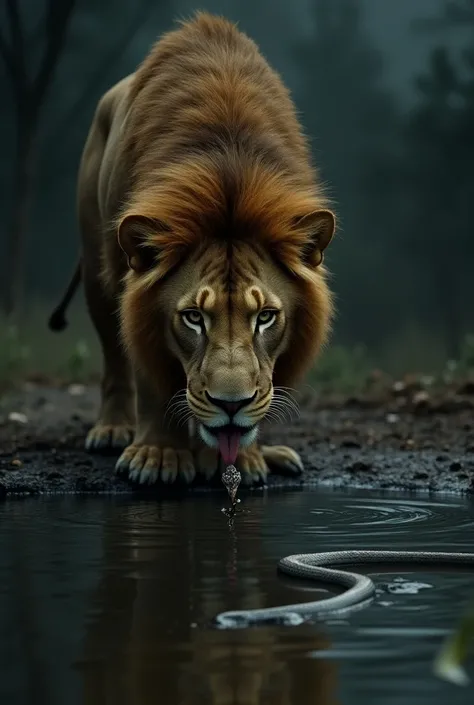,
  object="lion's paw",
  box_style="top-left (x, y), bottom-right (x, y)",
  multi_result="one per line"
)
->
top-left (116, 444), bottom-right (196, 485)
top-left (237, 447), bottom-right (269, 487)
top-left (85, 423), bottom-right (135, 452)
top-left (260, 445), bottom-right (304, 476)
